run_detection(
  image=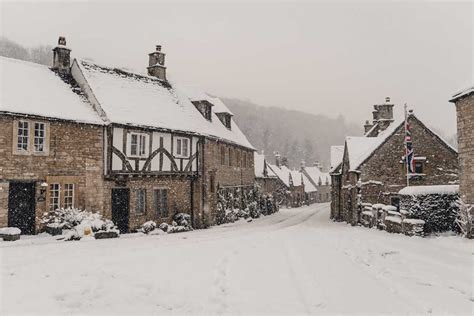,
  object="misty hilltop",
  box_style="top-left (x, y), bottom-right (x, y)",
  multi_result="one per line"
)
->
top-left (222, 98), bottom-right (361, 170)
